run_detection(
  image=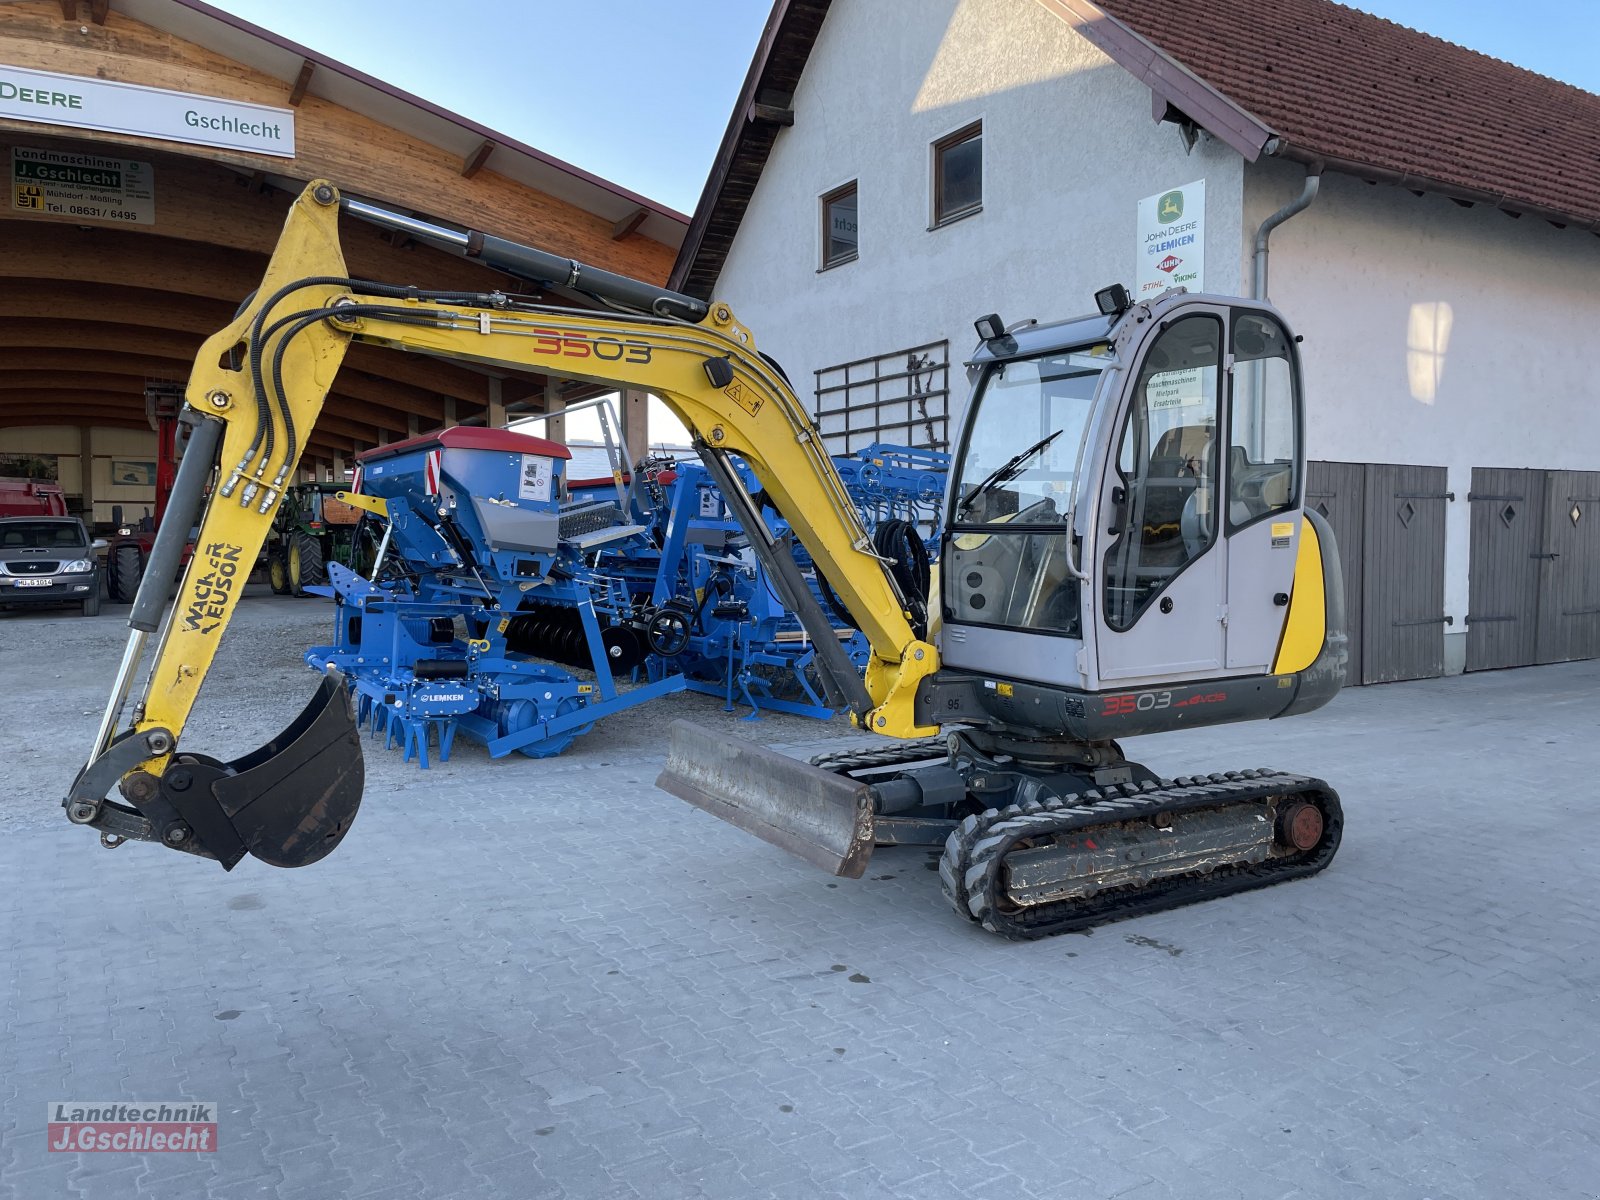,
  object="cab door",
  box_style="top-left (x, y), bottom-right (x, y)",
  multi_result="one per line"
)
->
top-left (1219, 310), bottom-right (1305, 672)
top-left (1092, 308), bottom-right (1228, 684)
